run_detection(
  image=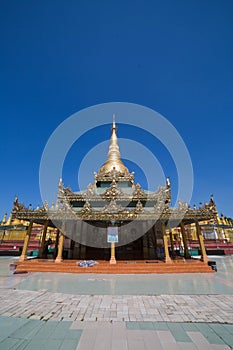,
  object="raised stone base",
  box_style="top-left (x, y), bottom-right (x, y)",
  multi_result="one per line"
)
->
top-left (109, 257), bottom-right (116, 264)
top-left (13, 259), bottom-right (214, 274)
top-left (19, 255), bottom-right (27, 262)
